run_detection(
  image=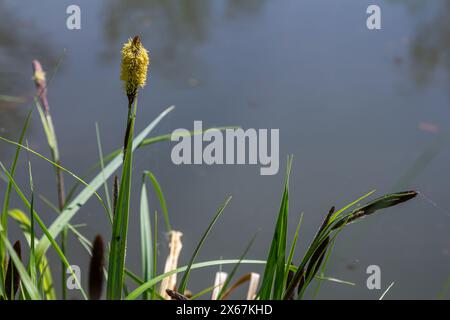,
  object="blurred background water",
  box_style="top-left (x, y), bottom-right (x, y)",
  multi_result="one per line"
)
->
top-left (0, 0), bottom-right (450, 299)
